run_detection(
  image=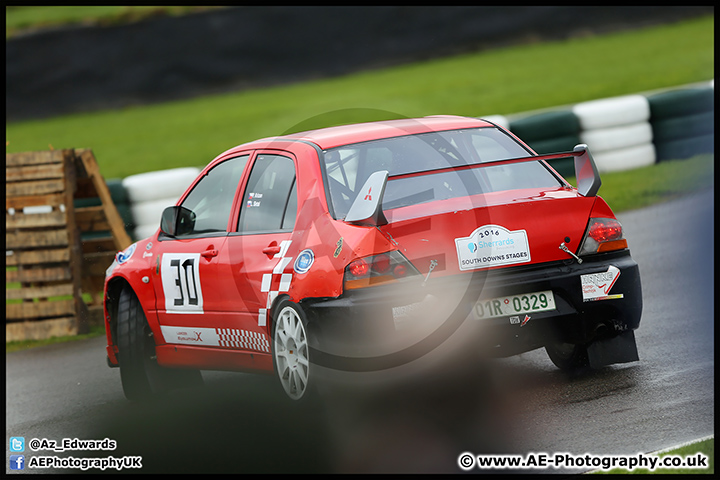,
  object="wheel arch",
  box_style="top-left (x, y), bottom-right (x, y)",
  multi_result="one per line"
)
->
top-left (268, 293), bottom-right (321, 340)
top-left (106, 275), bottom-right (160, 346)
top-left (105, 276), bottom-right (132, 349)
